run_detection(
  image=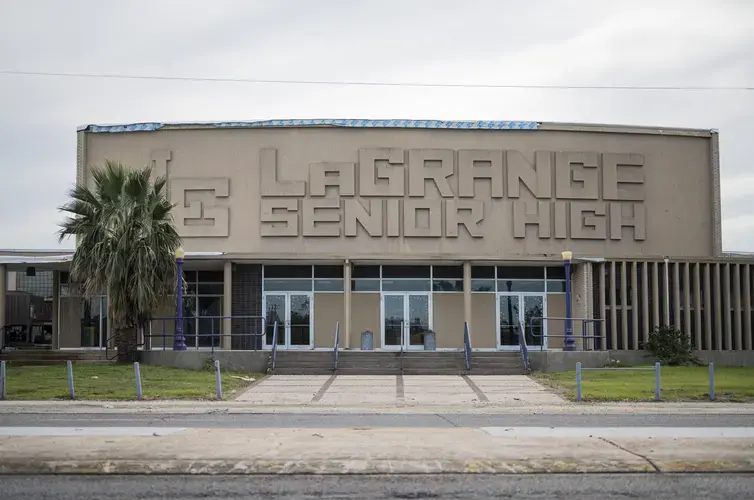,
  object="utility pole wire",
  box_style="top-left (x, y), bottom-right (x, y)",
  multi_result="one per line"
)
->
top-left (0, 69), bottom-right (751, 91)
